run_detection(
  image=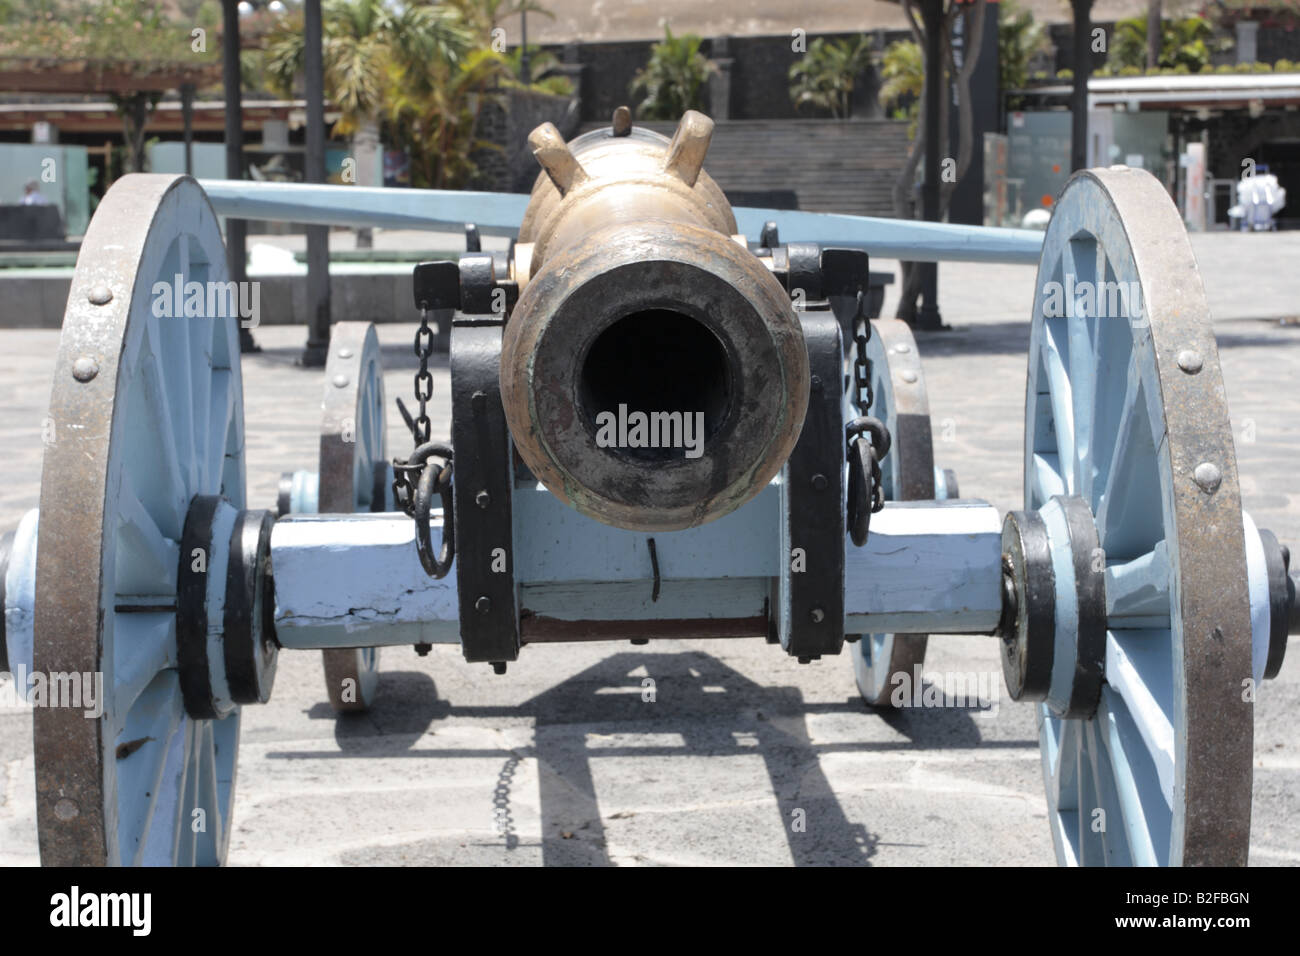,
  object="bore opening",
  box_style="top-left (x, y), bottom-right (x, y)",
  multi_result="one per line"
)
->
top-left (579, 309), bottom-right (731, 463)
